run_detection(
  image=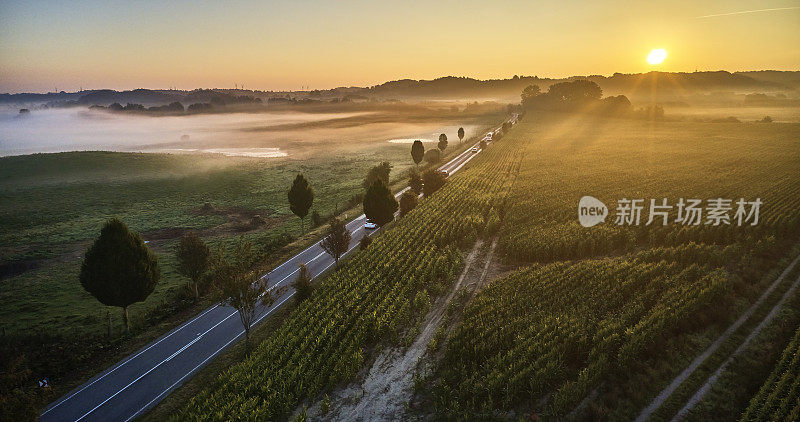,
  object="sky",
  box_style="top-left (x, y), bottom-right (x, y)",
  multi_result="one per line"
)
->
top-left (0, 0), bottom-right (798, 93)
